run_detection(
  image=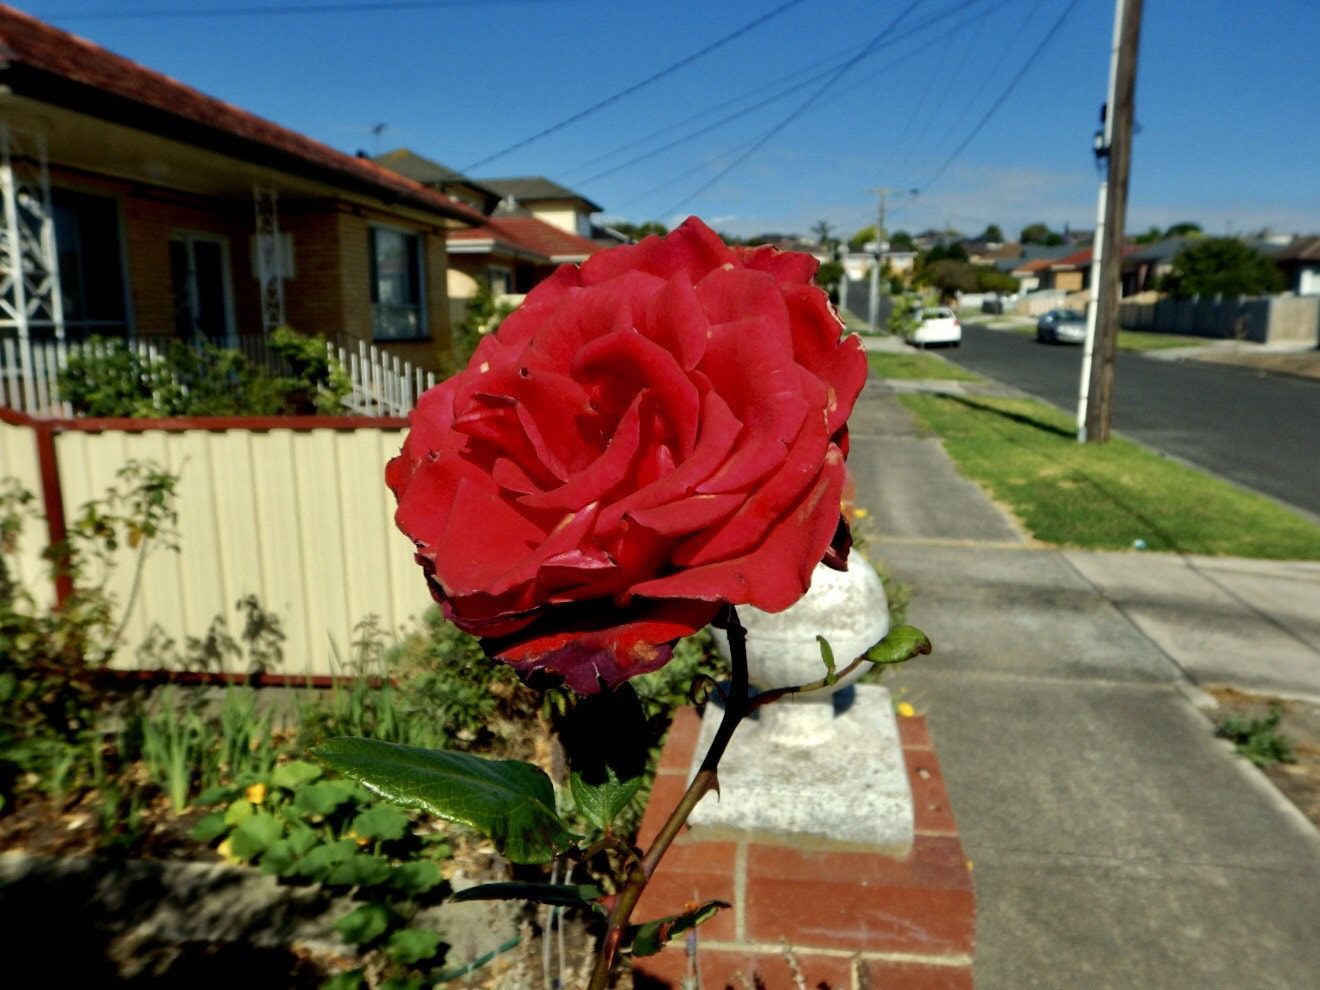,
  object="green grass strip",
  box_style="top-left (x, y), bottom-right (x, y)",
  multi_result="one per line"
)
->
top-left (866, 350), bottom-right (983, 382)
top-left (900, 392), bottom-right (1320, 560)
